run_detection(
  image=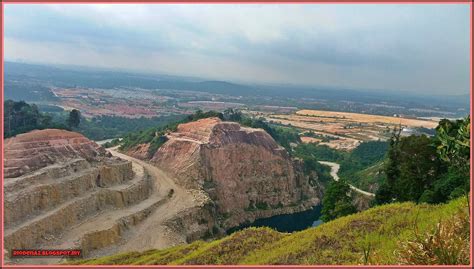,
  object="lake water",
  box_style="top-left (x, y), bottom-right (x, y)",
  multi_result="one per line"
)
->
top-left (227, 205), bottom-right (323, 234)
